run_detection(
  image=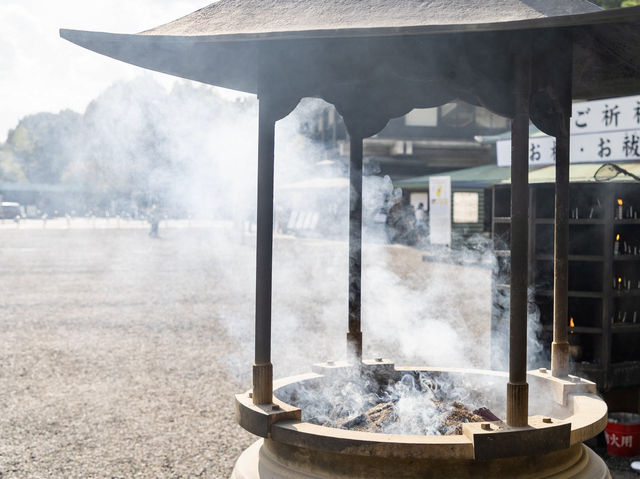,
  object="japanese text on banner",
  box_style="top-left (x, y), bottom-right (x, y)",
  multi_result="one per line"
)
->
top-left (497, 95), bottom-right (640, 167)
